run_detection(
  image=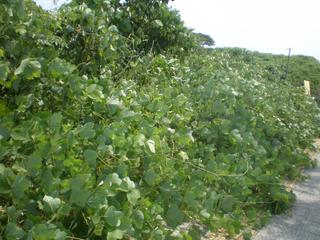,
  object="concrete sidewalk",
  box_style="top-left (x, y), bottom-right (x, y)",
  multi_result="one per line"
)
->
top-left (254, 150), bottom-right (320, 240)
